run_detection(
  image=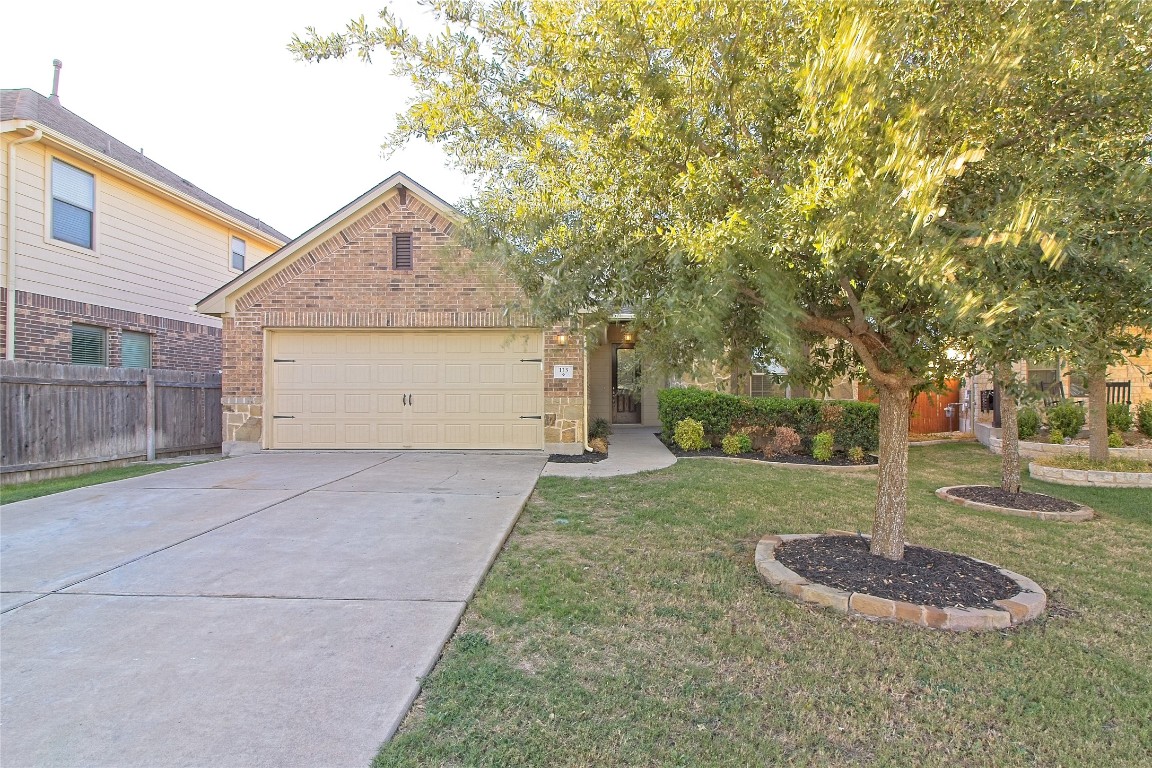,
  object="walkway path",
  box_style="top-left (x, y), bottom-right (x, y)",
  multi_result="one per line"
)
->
top-left (541, 425), bottom-right (676, 477)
